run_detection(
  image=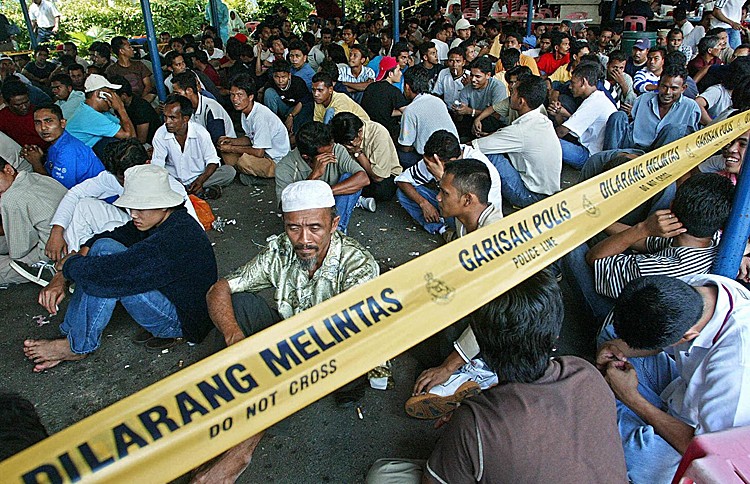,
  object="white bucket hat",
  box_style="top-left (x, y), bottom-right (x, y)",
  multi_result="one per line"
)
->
top-left (114, 165), bottom-right (184, 210)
